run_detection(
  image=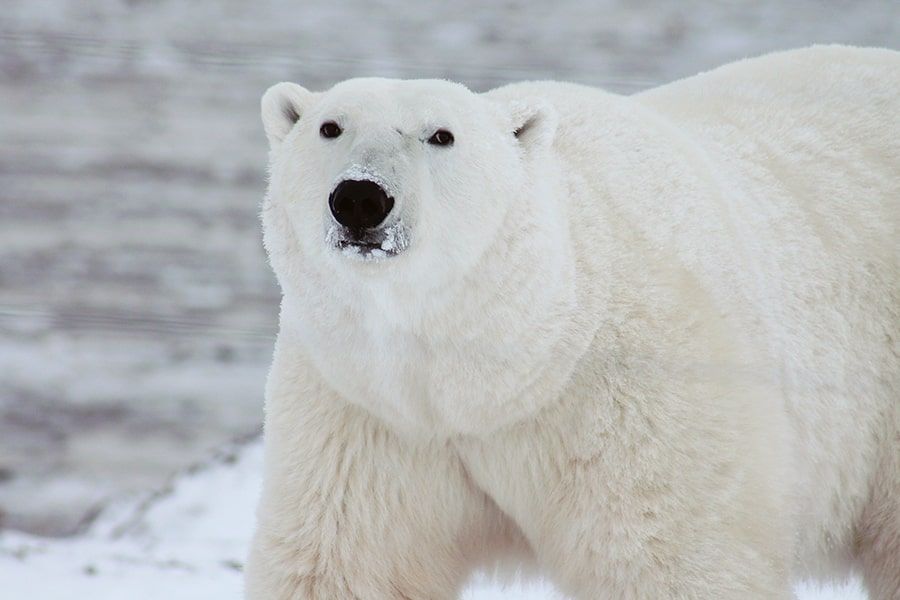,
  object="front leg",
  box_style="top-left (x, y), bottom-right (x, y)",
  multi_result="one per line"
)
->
top-left (458, 366), bottom-right (796, 599)
top-left (245, 343), bottom-right (503, 600)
